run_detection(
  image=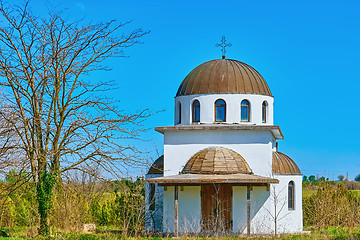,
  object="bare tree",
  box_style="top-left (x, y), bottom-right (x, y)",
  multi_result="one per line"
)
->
top-left (263, 185), bottom-right (291, 235)
top-left (0, 1), bottom-right (149, 235)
